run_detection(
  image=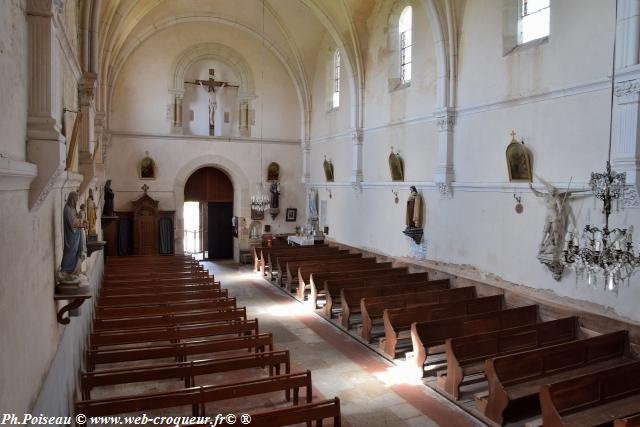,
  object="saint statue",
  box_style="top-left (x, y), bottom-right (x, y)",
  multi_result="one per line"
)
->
top-left (58, 191), bottom-right (88, 285)
top-left (307, 188), bottom-right (318, 220)
top-left (529, 178), bottom-right (575, 255)
top-left (405, 186), bottom-right (423, 229)
top-left (86, 188), bottom-right (97, 236)
top-left (270, 181), bottom-right (280, 209)
top-left (102, 179), bottom-right (114, 217)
